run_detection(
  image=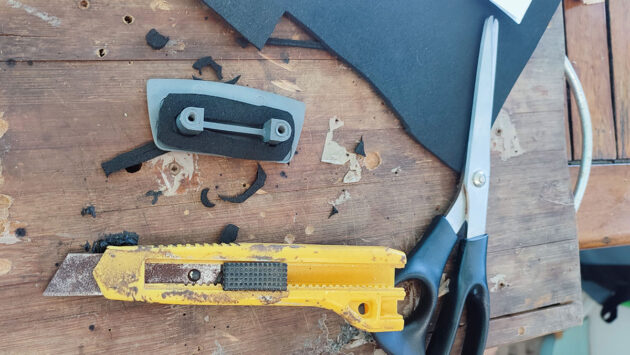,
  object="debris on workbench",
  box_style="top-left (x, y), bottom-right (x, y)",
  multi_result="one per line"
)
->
top-left (236, 36), bottom-right (324, 50)
top-left (364, 151), bottom-right (382, 170)
top-left (145, 190), bottom-right (162, 205)
top-left (321, 118), bottom-right (362, 183)
top-left (145, 29), bottom-right (169, 50)
top-left (90, 231), bottom-right (139, 253)
top-left (200, 188), bottom-right (216, 208)
top-left (80, 205), bottom-right (96, 218)
top-left (354, 136), bottom-right (366, 157)
top-left (192, 75), bottom-right (203, 81)
top-left (224, 75), bottom-right (241, 85)
top-left (14, 228), bottom-right (26, 238)
top-left (219, 224), bottom-right (239, 243)
top-left (219, 164), bottom-right (267, 203)
top-left (6, 59), bottom-right (16, 67)
top-left (330, 190), bottom-right (351, 206)
top-left (83, 242), bottom-right (90, 252)
top-left (328, 206), bottom-right (339, 218)
top-left (280, 171), bottom-right (287, 179)
top-left (101, 141), bottom-right (167, 176)
top-left (391, 166), bottom-right (402, 175)
top-left (192, 56), bottom-right (223, 79)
